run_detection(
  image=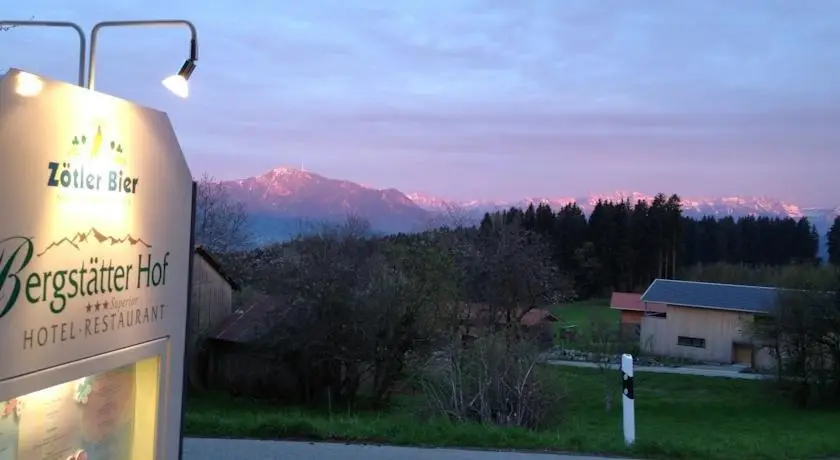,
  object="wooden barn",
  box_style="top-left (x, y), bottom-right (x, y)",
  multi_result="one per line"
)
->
top-left (204, 293), bottom-right (297, 397)
top-left (458, 303), bottom-right (558, 349)
top-left (187, 246), bottom-right (240, 387)
top-left (610, 292), bottom-right (666, 340)
top-left (639, 279), bottom-right (777, 369)
top-left (191, 246), bottom-right (240, 333)
top-left (520, 308), bottom-right (559, 350)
